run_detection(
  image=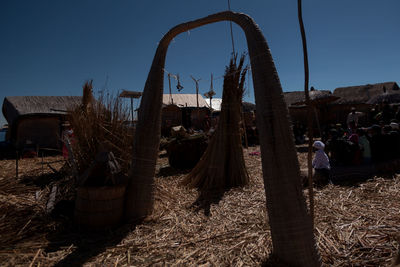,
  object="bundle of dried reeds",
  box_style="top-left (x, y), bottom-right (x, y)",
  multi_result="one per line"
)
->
top-left (68, 82), bottom-right (134, 179)
top-left (182, 55), bottom-right (249, 191)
